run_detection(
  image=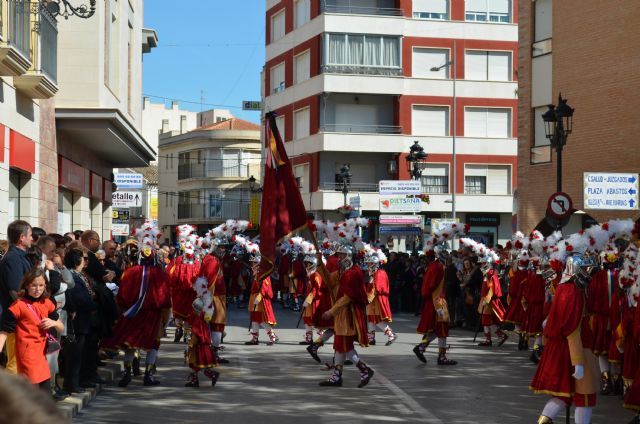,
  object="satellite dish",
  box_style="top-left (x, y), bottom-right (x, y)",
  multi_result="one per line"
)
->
top-left (45, 1), bottom-right (61, 16)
